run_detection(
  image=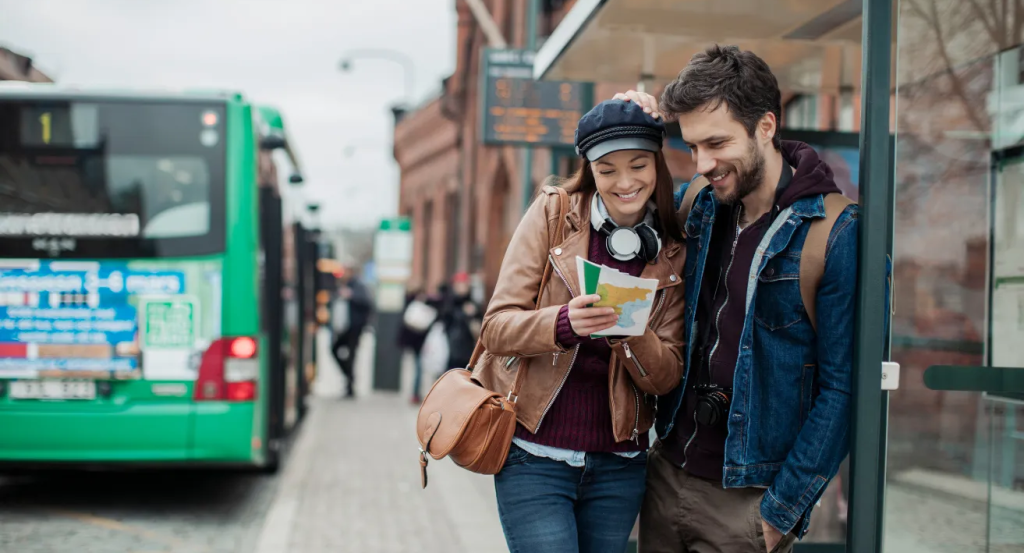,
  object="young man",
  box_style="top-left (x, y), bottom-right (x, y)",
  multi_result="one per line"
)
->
top-left (616, 45), bottom-right (857, 552)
